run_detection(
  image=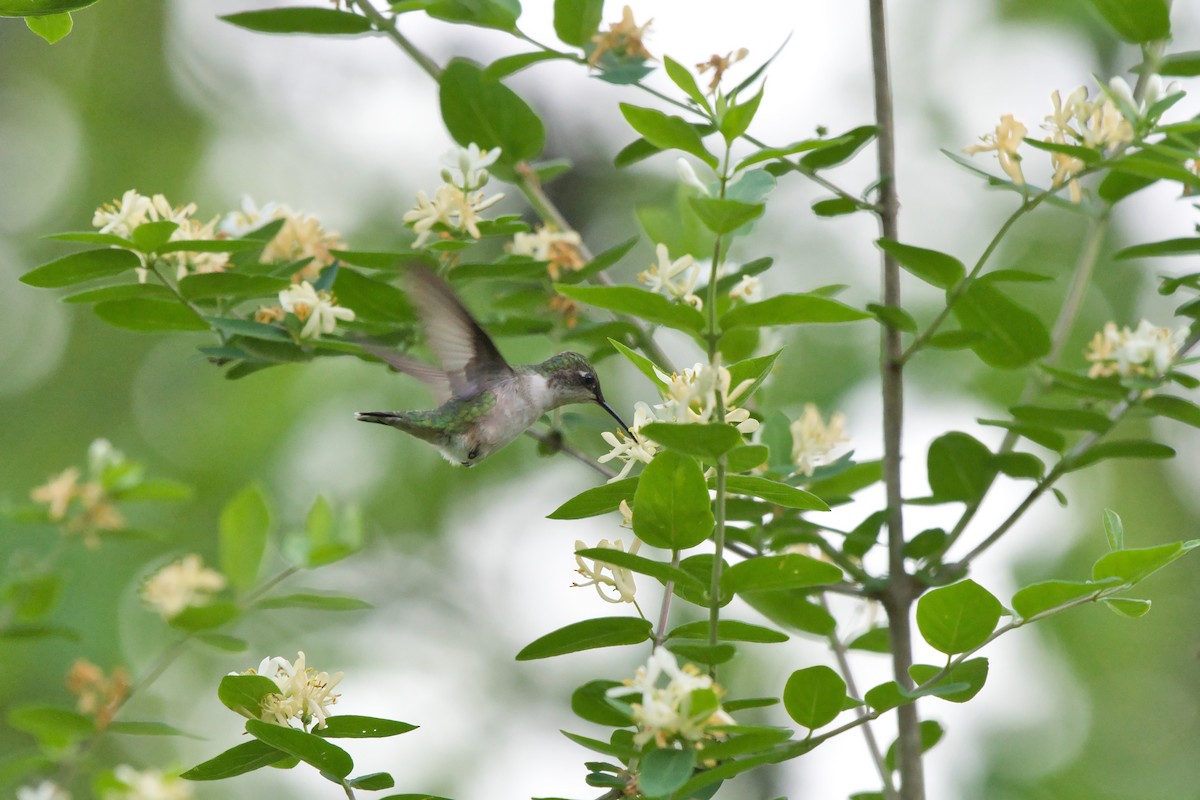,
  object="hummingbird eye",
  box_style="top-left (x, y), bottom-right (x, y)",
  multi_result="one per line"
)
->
top-left (580, 371), bottom-right (596, 388)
